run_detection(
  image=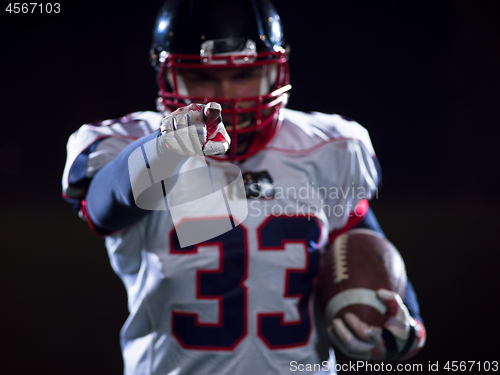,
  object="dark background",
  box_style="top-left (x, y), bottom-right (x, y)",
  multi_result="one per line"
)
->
top-left (1, 0), bottom-right (499, 373)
